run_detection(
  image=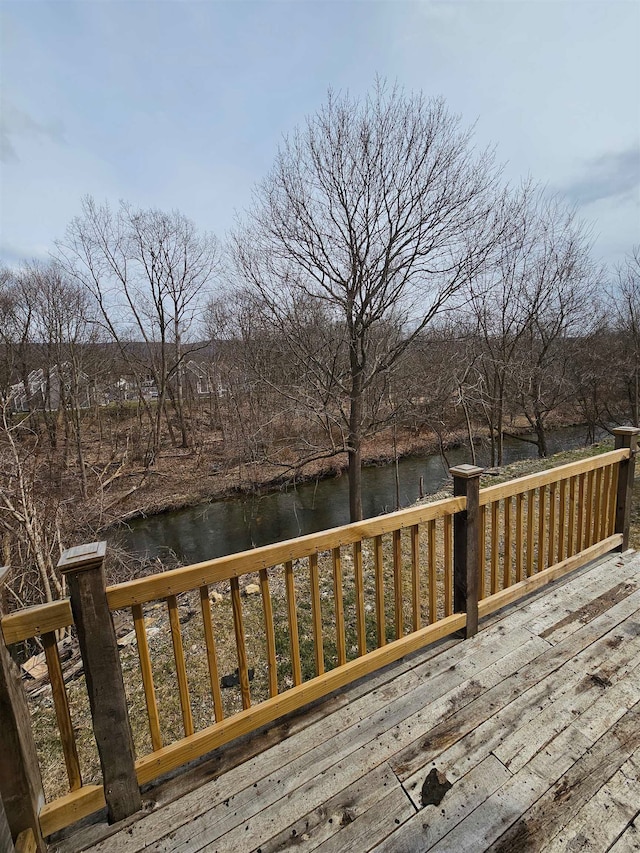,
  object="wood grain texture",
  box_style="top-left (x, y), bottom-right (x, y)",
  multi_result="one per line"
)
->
top-left (1, 599), bottom-right (73, 646)
top-left (537, 485), bottom-right (547, 574)
top-left (490, 501), bottom-right (499, 594)
top-left (592, 467), bottom-right (603, 548)
top-left (199, 588), bottom-right (224, 720)
top-left (332, 549), bottom-right (346, 667)
top-left (479, 505), bottom-right (487, 600)
top-left (38, 785), bottom-right (105, 838)
top-left (374, 535), bottom-right (385, 647)
top-left (133, 603), bottom-right (163, 749)
top-left (41, 632), bottom-right (82, 791)
top-left (548, 480), bottom-right (557, 568)
top-left (526, 489), bottom-right (535, 578)
top-left (308, 555), bottom-right (325, 677)
top-left (428, 520), bottom-right (437, 624)
top-left (503, 496), bottom-right (512, 589)
top-left (230, 577), bottom-right (252, 709)
top-left (353, 541), bottom-right (366, 657)
top-left (515, 495), bottom-right (524, 584)
top-left (444, 515), bottom-right (453, 616)
top-left (585, 469), bottom-right (595, 548)
top-left (411, 525), bottom-right (420, 632)
top-left (393, 530), bottom-right (403, 640)
top-left (0, 569), bottom-right (45, 850)
top-left (167, 595), bottom-right (194, 736)
top-left (59, 554), bottom-right (141, 824)
top-left (577, 473), bottom-right (586, 552)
